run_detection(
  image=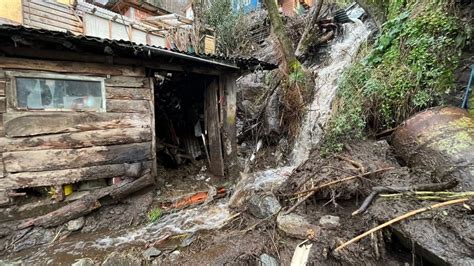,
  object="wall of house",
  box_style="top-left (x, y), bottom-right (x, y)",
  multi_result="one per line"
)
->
top-left (0, 0), bottom-right (22, 24)
top-left (0, 57), bottom-right (155, 191)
